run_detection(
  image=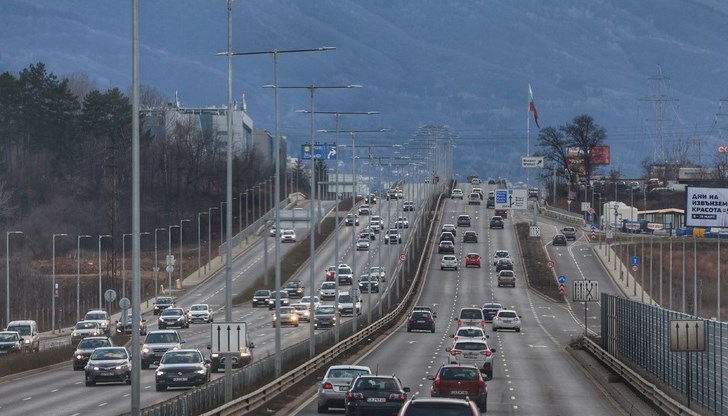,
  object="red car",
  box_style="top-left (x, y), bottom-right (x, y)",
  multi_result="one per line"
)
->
top-left (325, 266), bottom-right (336, 281)
top-left (464, 253), bottom-right (481, 268)
top-left (428, 364), bottom-right (488, 411)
